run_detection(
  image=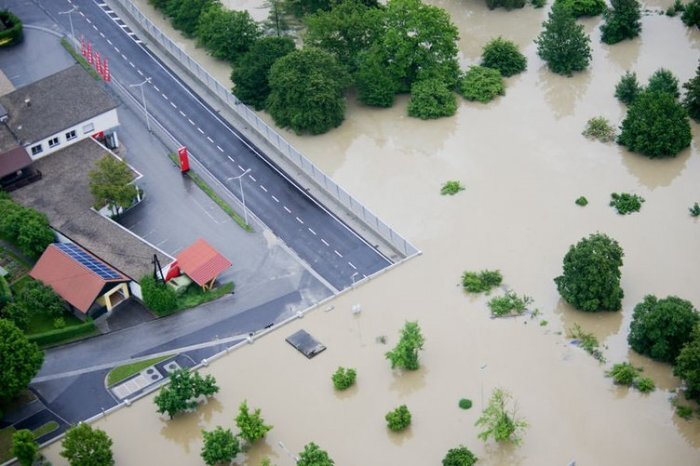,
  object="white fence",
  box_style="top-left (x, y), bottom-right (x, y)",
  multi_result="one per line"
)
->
top-left (112, 0), bottom-right (419, 258)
